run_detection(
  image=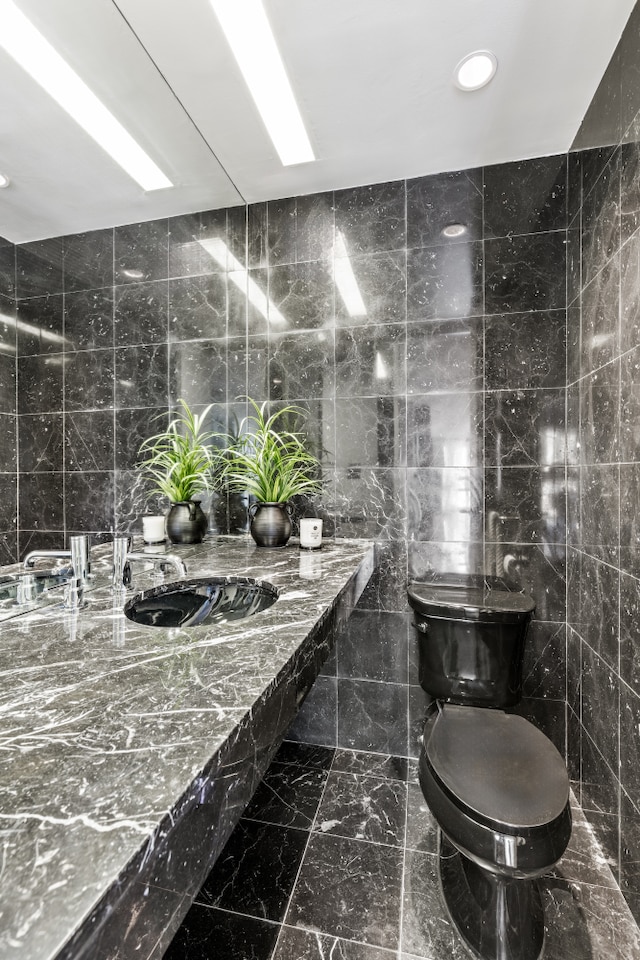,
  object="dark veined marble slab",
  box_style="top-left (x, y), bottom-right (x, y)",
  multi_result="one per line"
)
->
top-left (0, 535), bottom-right (375, 960)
